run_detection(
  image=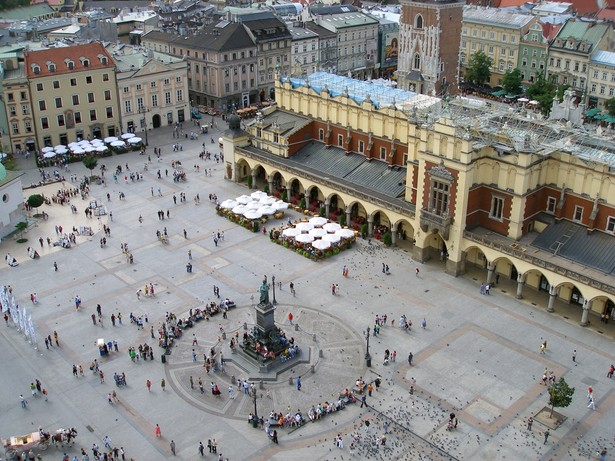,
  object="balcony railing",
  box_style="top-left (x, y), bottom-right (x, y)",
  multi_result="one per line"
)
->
top-left (420, 208), bottom-right (452, 239)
